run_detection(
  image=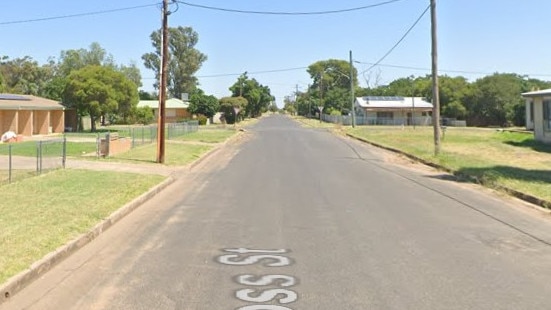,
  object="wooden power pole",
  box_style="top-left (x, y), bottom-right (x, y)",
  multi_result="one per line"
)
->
top-left (431, 0), bottom-right (441, 156)
top-left (156, 0), bottom-right (169, 163)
